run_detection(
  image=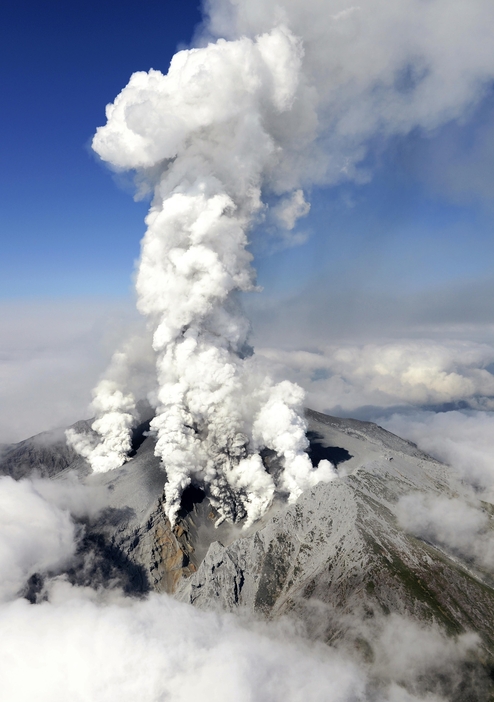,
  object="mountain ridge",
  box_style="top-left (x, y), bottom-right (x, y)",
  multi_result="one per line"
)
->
top-left (2, 408), bottom-right (494, 699)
